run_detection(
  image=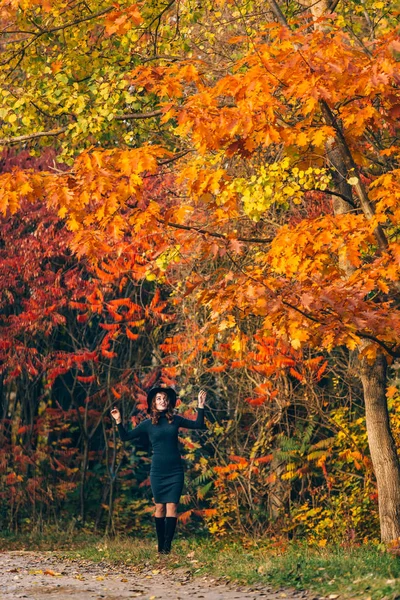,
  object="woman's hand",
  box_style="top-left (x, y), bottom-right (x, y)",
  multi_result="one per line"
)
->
top-left (198, 389), bottom-right (206, 408)
top-left (110, 407), bottom-right (121, 424)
